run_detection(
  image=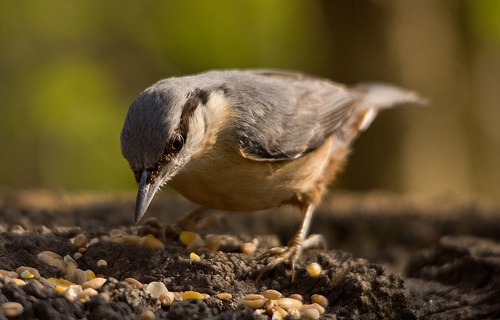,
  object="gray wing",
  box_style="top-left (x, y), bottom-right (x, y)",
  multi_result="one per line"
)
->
top-left (225, 70), bottom-right (356, 161)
